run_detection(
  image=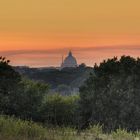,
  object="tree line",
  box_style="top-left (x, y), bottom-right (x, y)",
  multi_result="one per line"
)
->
top-left (1, 56), bottom-right (140, 131)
